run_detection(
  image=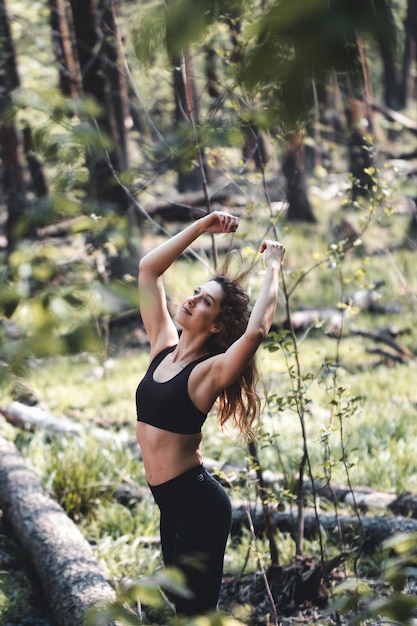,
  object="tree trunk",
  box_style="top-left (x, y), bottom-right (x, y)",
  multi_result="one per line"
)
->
top-left (0, 0), bottom-right (19, 89)
top-left (283, 130), bottom-right (316, 223)
top-left (402, 0), bottom-right (417, 108)
top-left (0, 0), bottom-right (30, 249)
top-left (111, 478), bottom-right (417, 554)
top-left (406, 199), bottom-right (417, 248)
top-left (224, 12), bottom-right (272, 172)
top-left (375, 9), bottom-right (401, 110)
top-left (346, 96), bottom-right (374, 201)
top-left (59, 0), bottom-right (130, 211)
top-left (0, 437), bottom-right (116, 626)
top-left (171, 50), bottom-right (207, 192)
top-left (22, 125), bottom-right (49, 198)
top-left (49, 0), bottom-right (83, 97)
top-left (97, 0), bottom-right (130, 173)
